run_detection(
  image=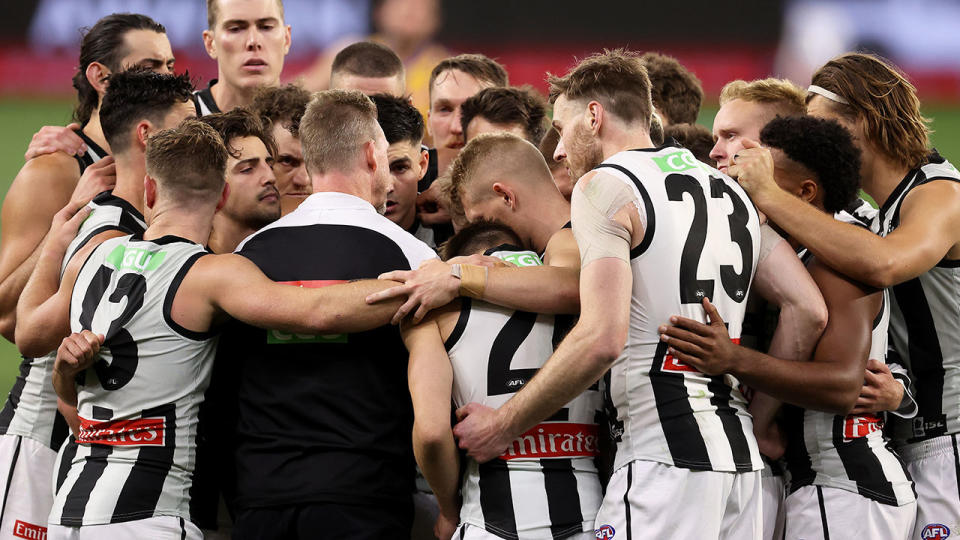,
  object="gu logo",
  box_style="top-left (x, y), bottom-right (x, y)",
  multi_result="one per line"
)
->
top-left (595, 525), bottom-right (616, 539)
top-left (922, 524), bottom-right (951, 539)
